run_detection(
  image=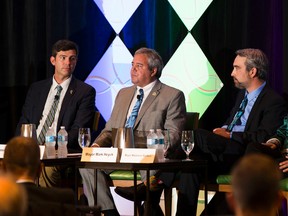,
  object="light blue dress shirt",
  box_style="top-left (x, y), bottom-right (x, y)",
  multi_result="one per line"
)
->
top-left (223, 82), bottom-right (266, 134)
